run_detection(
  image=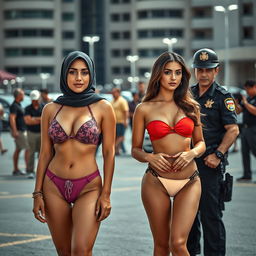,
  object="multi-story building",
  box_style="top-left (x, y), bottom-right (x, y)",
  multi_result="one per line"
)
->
top-left (0, 0), bottom-right (255, 91)
top-left (0, 0), bottom-right (81, 91)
